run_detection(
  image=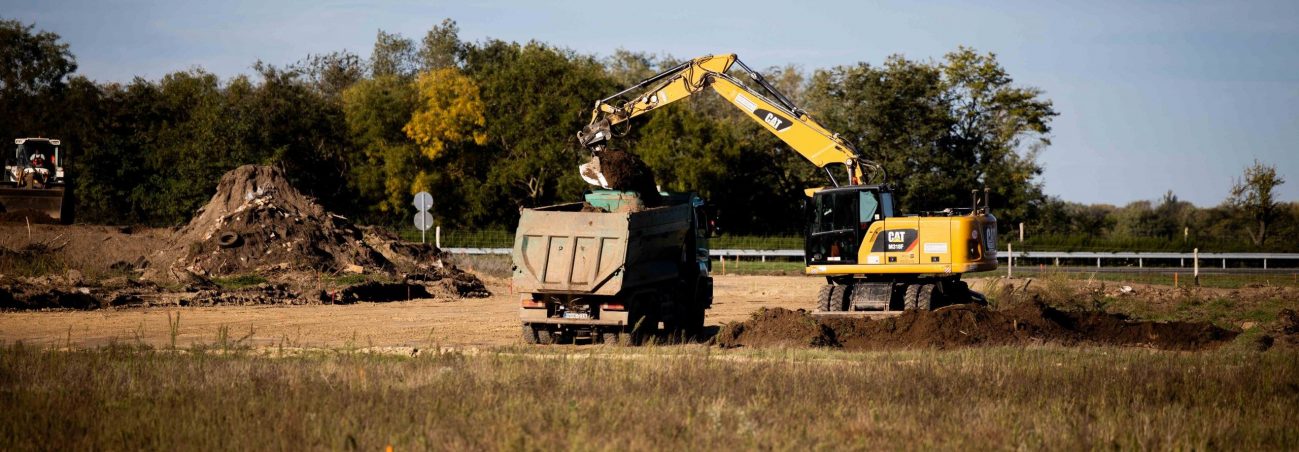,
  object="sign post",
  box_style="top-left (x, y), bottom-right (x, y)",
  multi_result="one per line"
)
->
top-left (413, 192), bottom-right (434, 244)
